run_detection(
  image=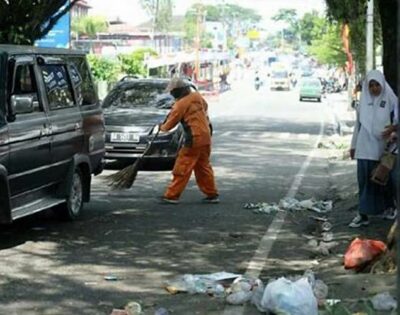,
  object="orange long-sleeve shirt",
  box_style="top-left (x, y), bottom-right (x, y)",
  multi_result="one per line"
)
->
top-left (160, 91), bottom-right (211, 148)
